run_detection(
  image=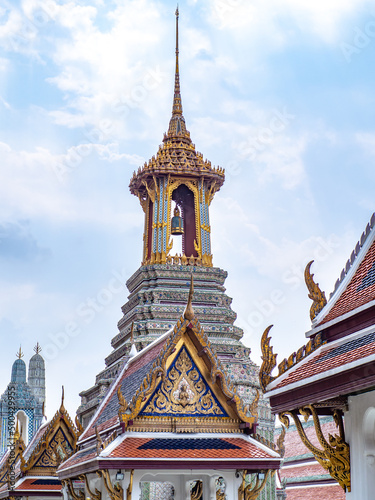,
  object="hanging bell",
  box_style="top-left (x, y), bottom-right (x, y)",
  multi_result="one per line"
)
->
top-left (171, 206), bottom-right (184, 235)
